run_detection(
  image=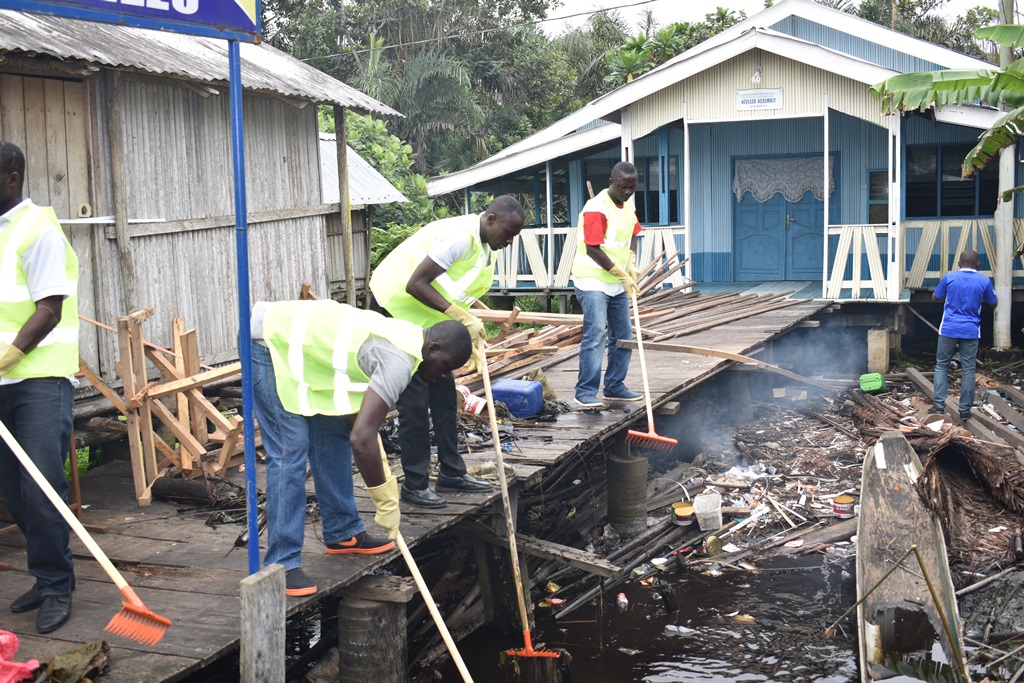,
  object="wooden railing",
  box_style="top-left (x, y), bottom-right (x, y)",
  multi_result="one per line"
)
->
top-left (493, 225), bottom-right (690, 290)
top-left (827, 218), bottom-right (1024, 300)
